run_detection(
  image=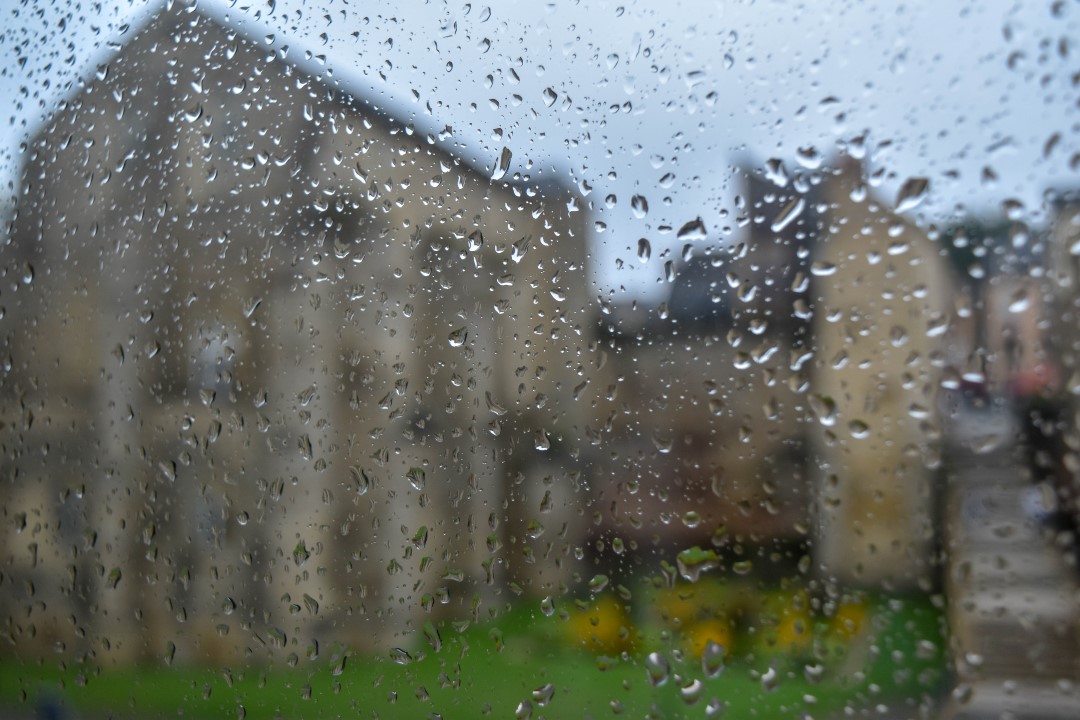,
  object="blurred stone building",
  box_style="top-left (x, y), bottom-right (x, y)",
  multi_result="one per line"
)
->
top-left (594, 157), bottom-right (949, 589)
top-left (0, 4), bottom-right (590, 664)
top-left (807, 160), bottom-right (949, 589)
top-left (593, 171), bottom-right (818, 557)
